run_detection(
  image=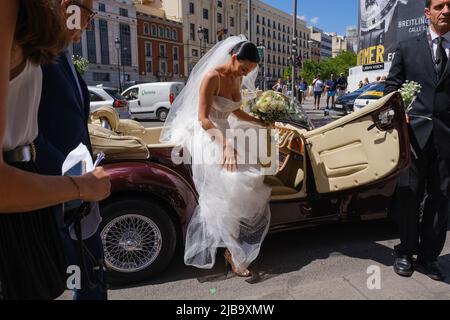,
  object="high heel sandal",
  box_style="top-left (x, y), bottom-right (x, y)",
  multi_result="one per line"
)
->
top-left (224, 249), bottom-right (251, 277)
